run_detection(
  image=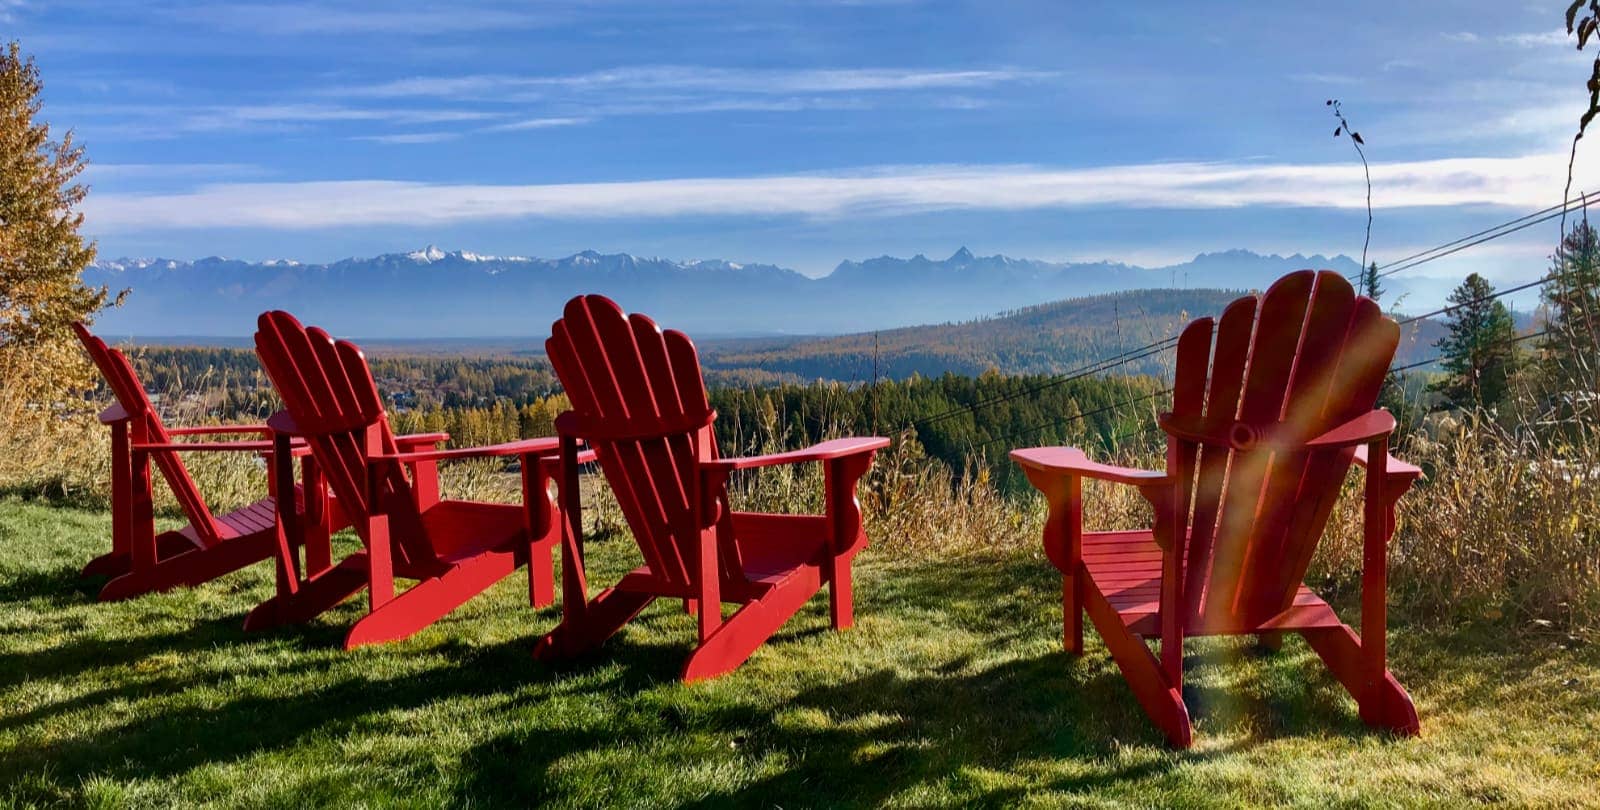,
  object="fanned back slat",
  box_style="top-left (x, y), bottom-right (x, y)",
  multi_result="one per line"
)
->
top-left (254, 311), bottom-right (429, 564)
top-left (1206, 271), bottom-right (1315, 623)
top-left (1268, 295), bottom-right (1398, 609)
top-left (1168, 316), bottom-right (1213, 597)
top-left (72, 323), bottom-right (219, 542)
top-left (1243, 275), bottom-right (1357, 616)
top-left (1180, 295), bottom-right (1256, 615)
top-left (1169, 272), bottom-right (1397, 631)
top-left (547, 296), bottom-right (716, 592)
